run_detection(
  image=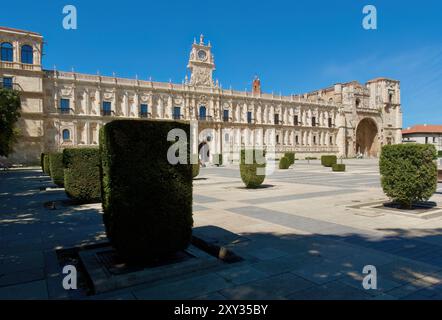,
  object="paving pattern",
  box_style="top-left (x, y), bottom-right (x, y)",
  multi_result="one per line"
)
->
top-left (1, 159), bottom-right (442, 300)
